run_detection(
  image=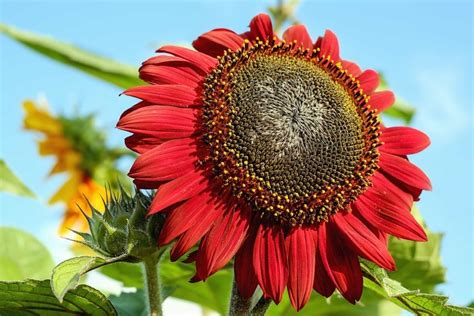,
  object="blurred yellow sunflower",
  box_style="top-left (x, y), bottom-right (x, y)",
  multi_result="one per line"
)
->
top-left (23, 99), bottom-right (125, 235)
